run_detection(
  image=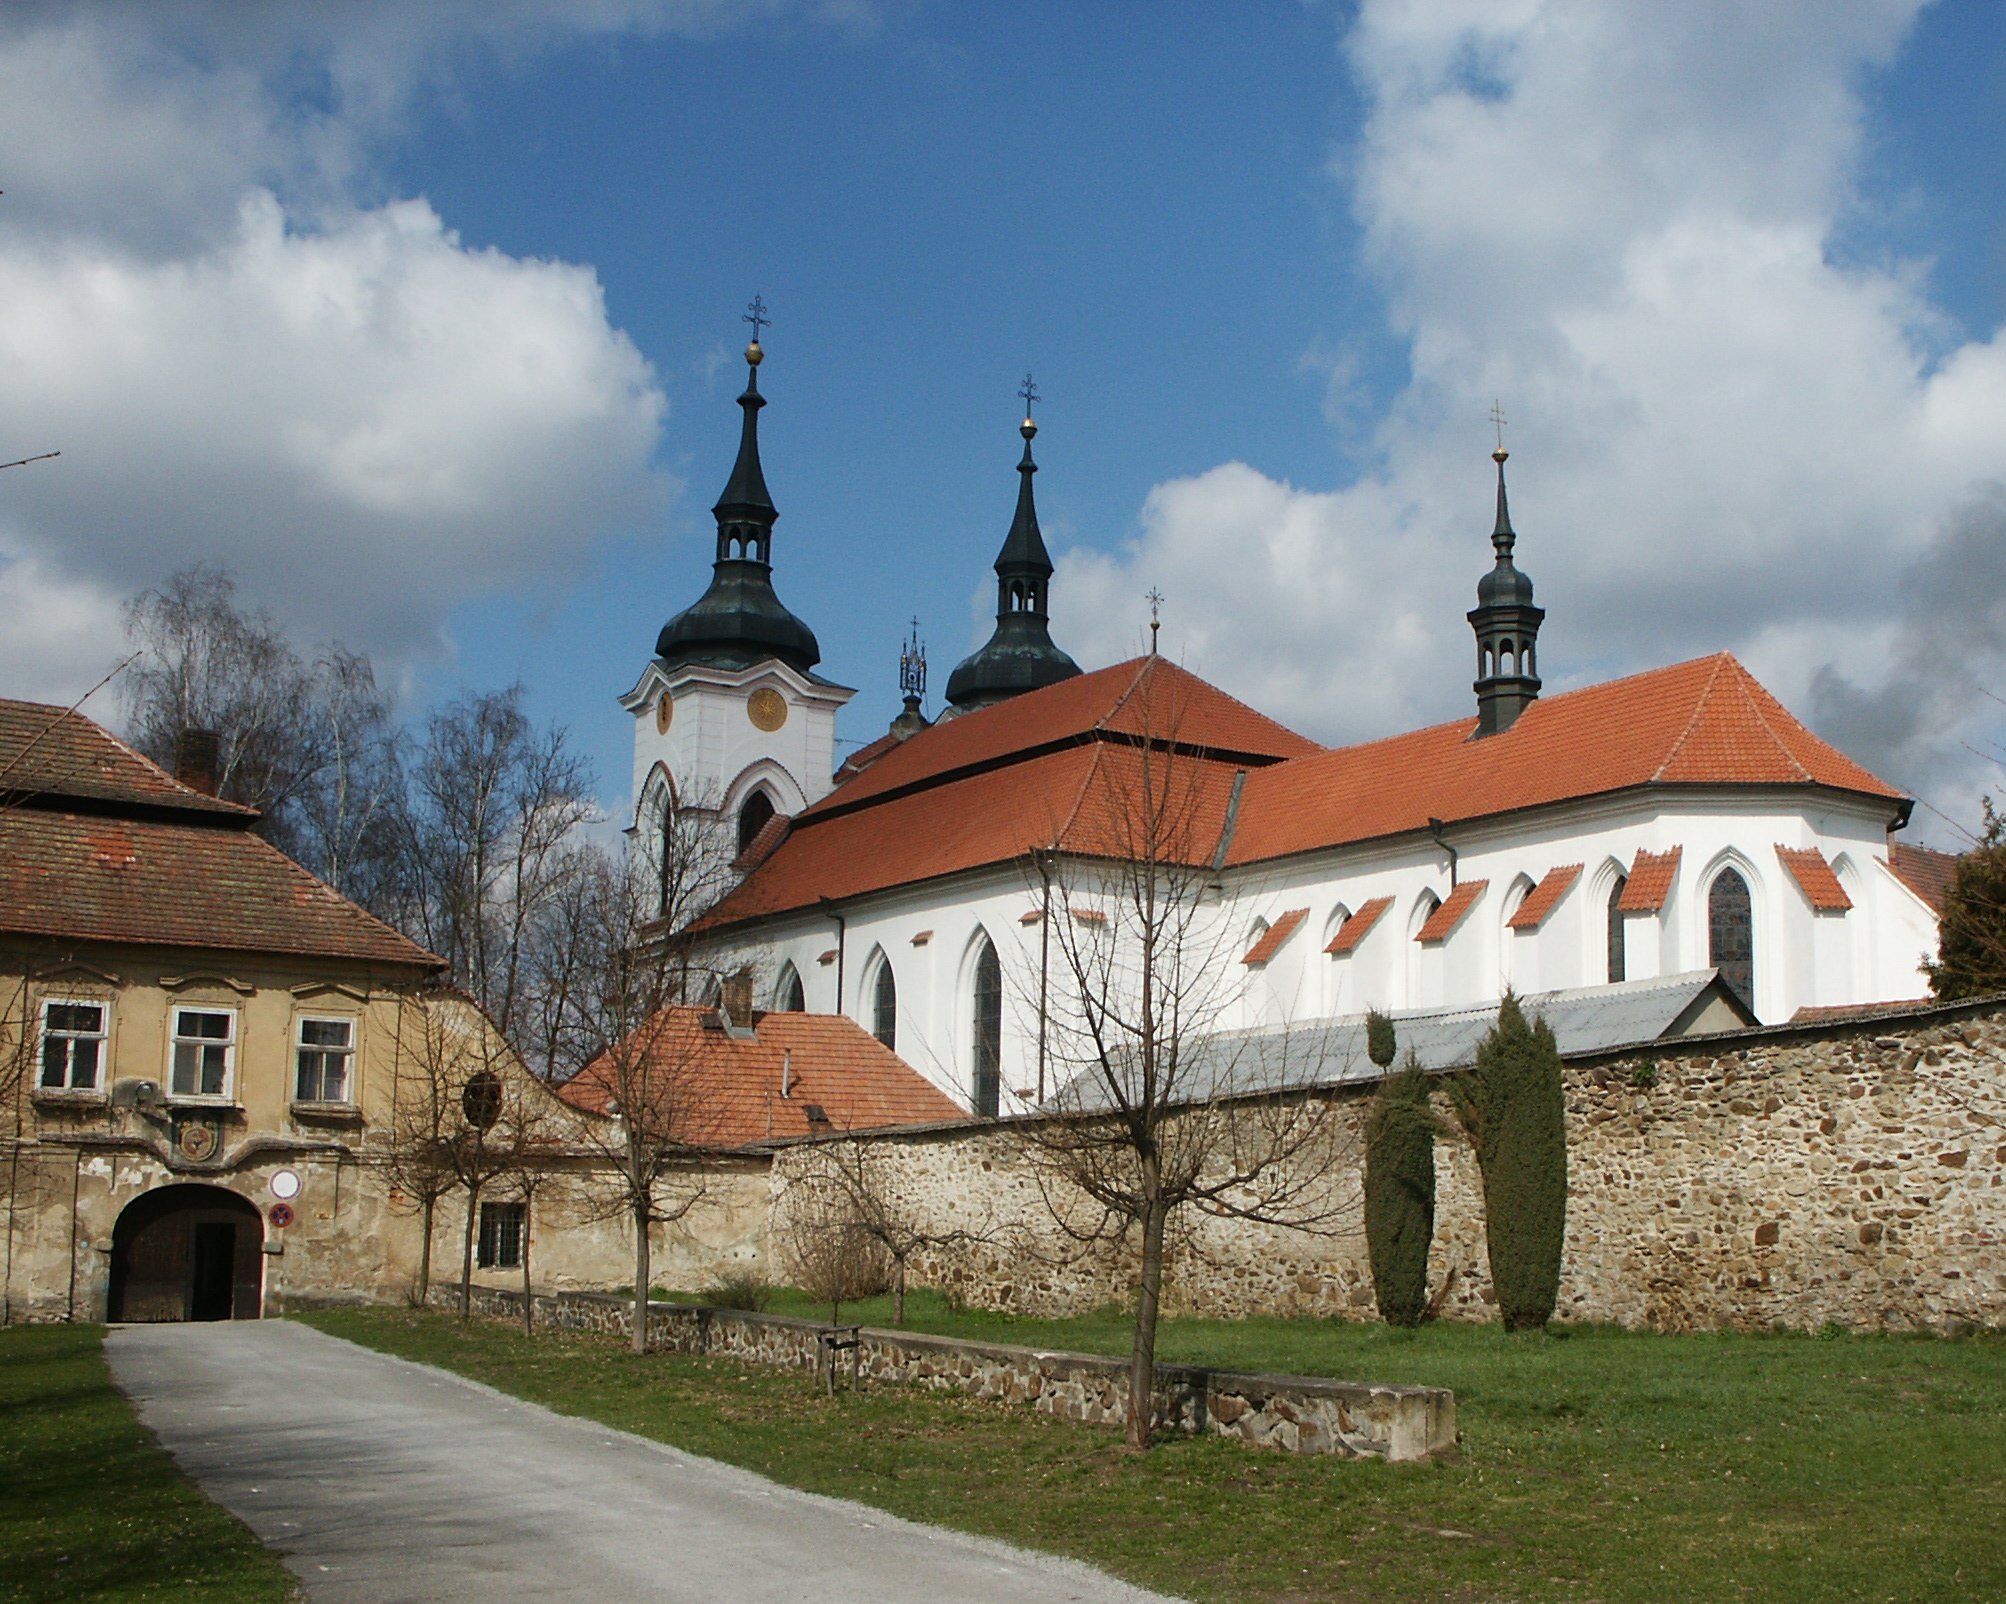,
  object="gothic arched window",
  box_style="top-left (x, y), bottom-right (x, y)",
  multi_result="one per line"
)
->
top-left (737, 789), bottom-right (776, 856)
top-left (774, 962), bottom-right (805, 1013)
top-left (1606, 873), bottom-right (1628, 983)
top-left (1709, 868), bottom-right (1755, 1008)
top-left (972, 938), bottom-right (1002, 1117)
top-left (871, 958), bottom-right (897, 1051)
